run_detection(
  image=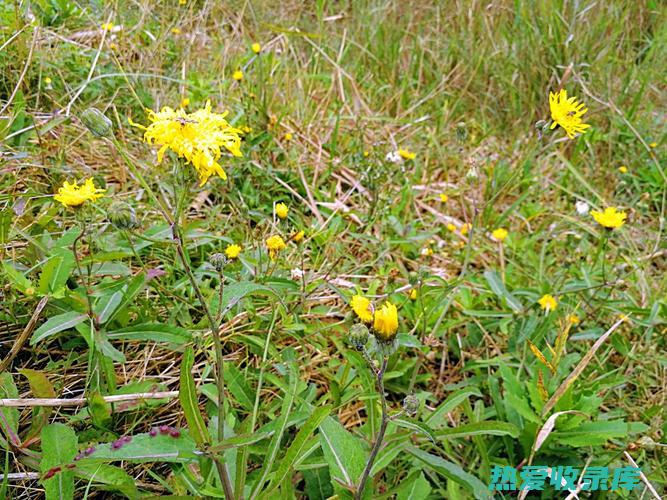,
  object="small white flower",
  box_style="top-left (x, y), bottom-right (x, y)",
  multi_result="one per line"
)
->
top-left (290, 268), bottom-right (304, 280)
top-left (385, 151), bottom-right (402, 163)
top-left (575, 200), bottom-right (589, 215)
